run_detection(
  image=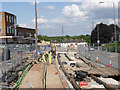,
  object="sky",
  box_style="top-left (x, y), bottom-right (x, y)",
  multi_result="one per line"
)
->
top-left (0, 0), bottom-right (119, 36)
